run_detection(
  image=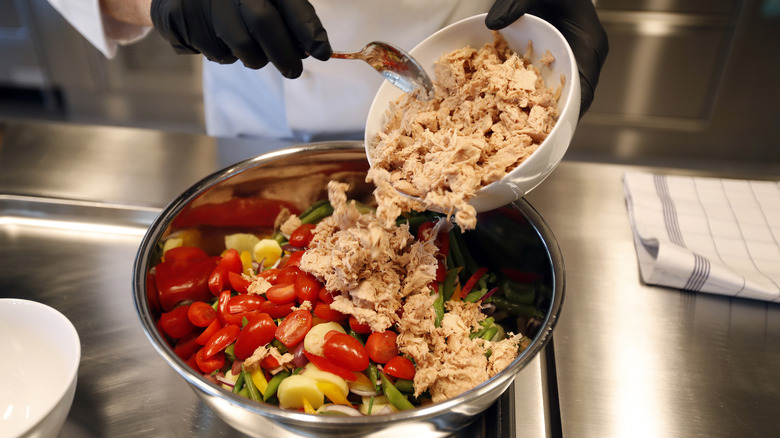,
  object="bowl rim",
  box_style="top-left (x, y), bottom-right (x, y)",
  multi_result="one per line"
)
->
top-left (132, 141), bottom-right (565, 426)
top-left (0, 298), bottom-right (81, 435)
